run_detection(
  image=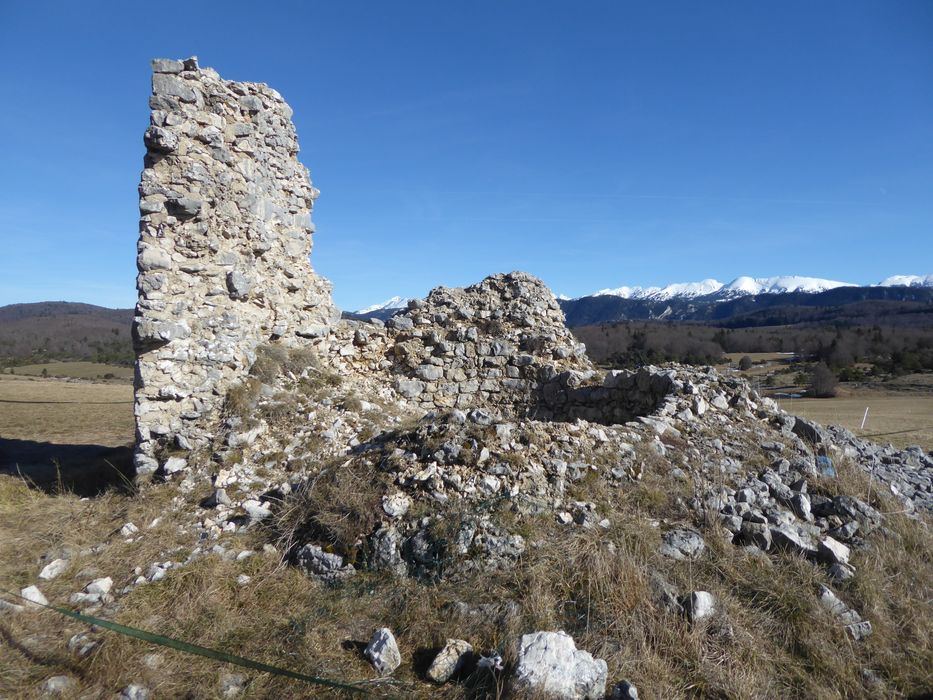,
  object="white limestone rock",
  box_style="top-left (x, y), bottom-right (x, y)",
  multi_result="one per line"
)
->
top-left (364, 627), bottom-right (401, 676)
top-left (42, 676), bottom-right (76, 695)
top-left (511, 630), bottom-right (607, 700)
top-left (296, 544), bottom-right (355, 583)
top-left (86, 577), bottom-right (113, 596)
top-left (39, 558), bottom-right (69, 580)
top-left (683, 591), bottom-right (717, 623)
top-left (20, 585), bottom-right (48, 609)
top-left (659, 528), bottom-right (705, 561)
top-left (427, 639), bottom-right (473, 683)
